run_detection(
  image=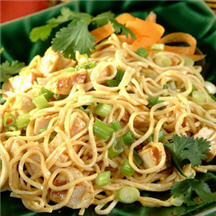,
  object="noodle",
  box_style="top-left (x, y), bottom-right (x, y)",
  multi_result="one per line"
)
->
top-left (0, 33), bottom-right (216, 215)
